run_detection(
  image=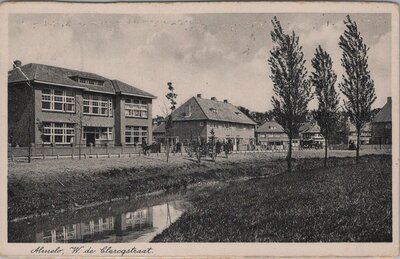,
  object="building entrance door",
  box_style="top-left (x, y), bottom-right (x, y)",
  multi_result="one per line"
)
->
top-left (86, 133), bottom-right (96, 146)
